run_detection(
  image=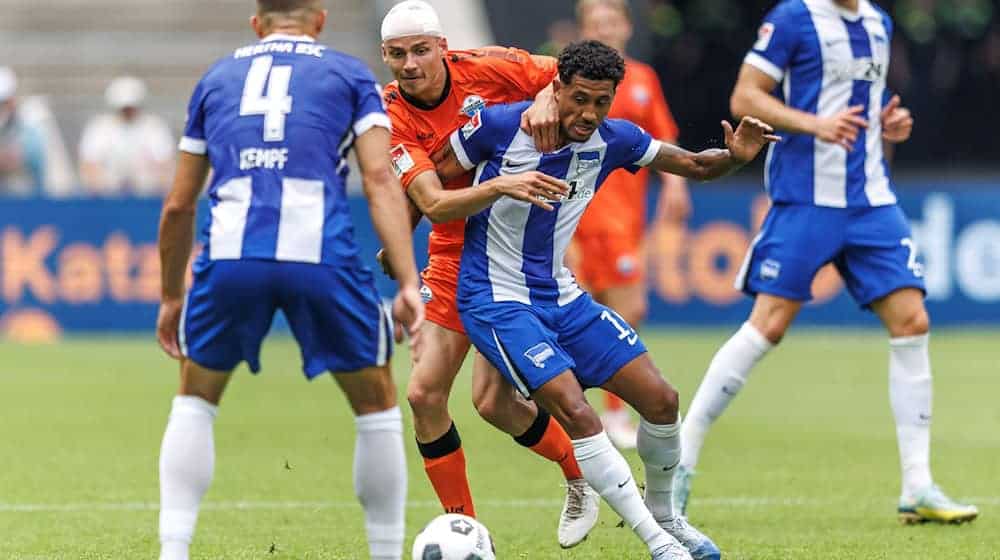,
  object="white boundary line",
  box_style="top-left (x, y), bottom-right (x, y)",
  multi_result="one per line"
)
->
top-left (1, 497), bottom-right (996, 513)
